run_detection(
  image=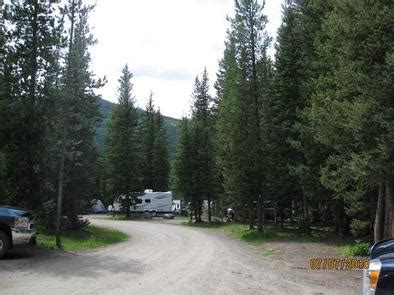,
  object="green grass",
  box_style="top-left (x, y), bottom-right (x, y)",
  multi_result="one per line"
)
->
top-left (340, 240), bottom-right (371, 257)
top-left (185, 221), bottom-right (337, 245)
top-left (183, 220), bottom-right (227, 228)
top-left (37, 225), bottom-right (128, 250)
top-left (185, 221), bottom-right (368, 257)
top-left (261, 248), bottom-right (280, 256)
